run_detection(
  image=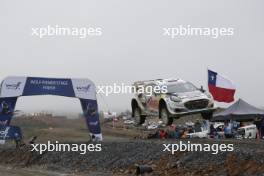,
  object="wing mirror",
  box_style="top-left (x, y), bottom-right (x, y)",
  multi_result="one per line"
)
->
top-left (199, 86), bottom-right (205, 93)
